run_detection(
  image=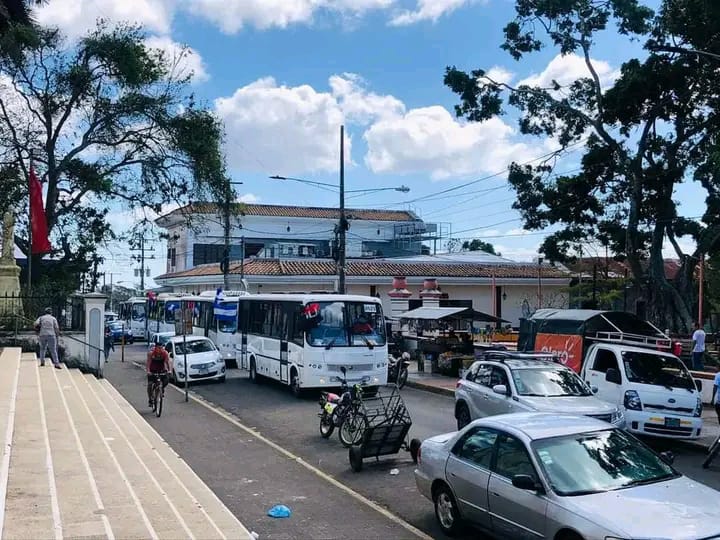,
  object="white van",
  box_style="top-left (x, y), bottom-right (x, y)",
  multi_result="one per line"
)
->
top-left (580, 341), bottom-right (703, 439)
